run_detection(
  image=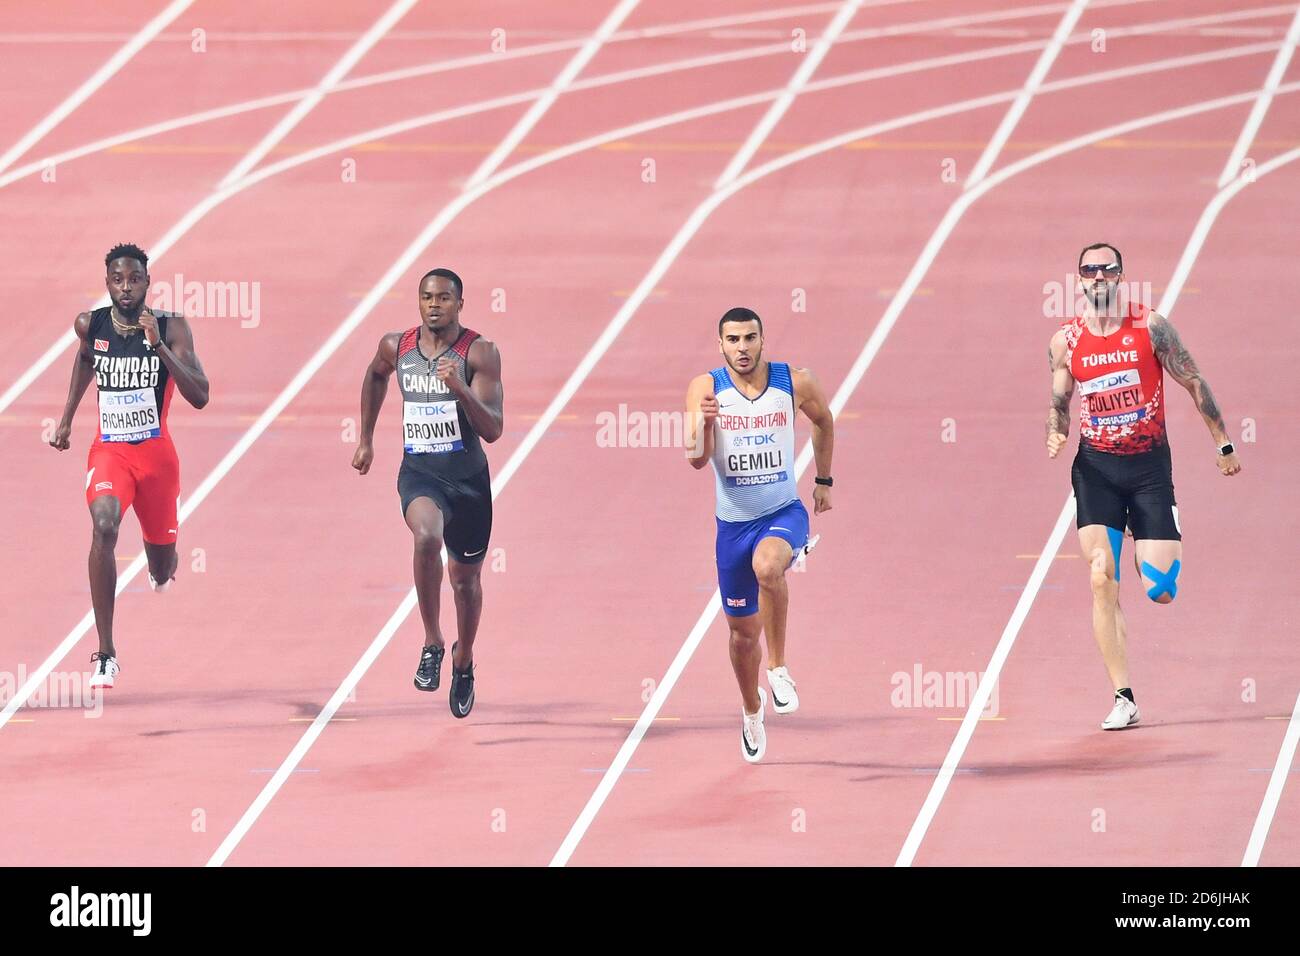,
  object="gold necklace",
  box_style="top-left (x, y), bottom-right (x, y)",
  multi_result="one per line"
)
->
top-left (110, 306), bottom-right (141, 337)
